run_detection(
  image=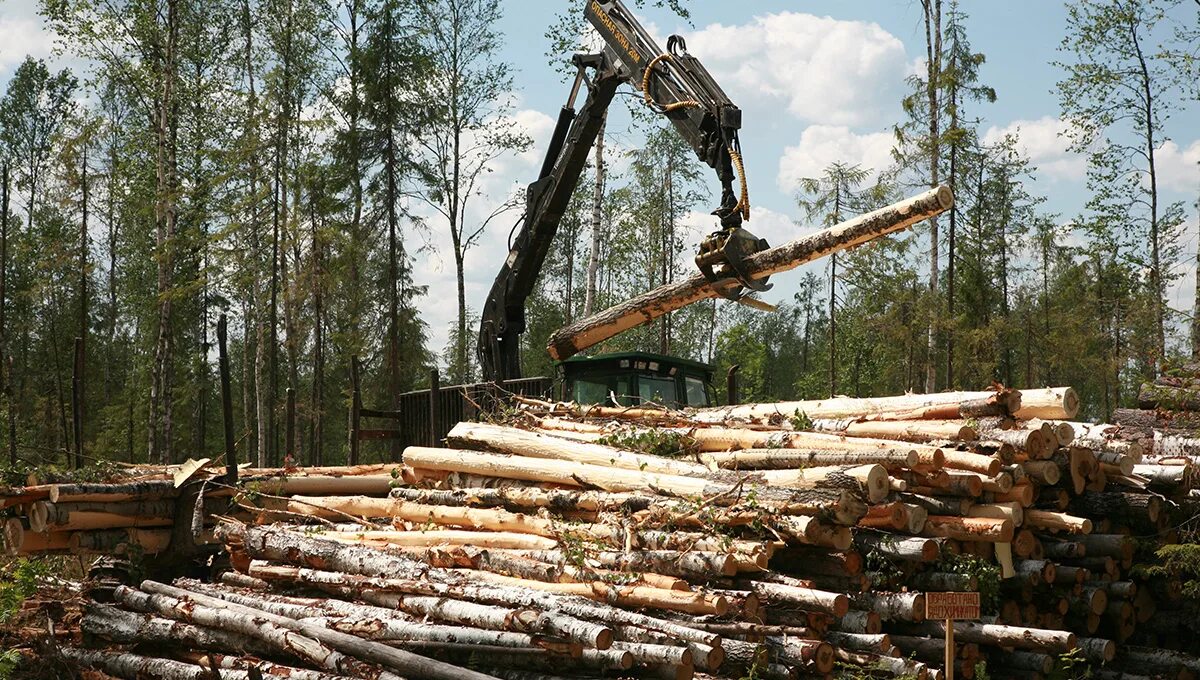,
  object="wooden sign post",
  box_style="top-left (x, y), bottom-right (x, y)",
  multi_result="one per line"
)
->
top-left (926, 591), bottom-right (981, 680)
